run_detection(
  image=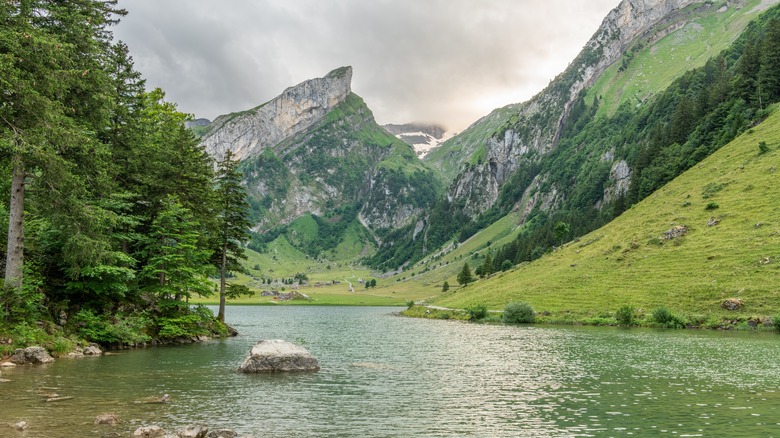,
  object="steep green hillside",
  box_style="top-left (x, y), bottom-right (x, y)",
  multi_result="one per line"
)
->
top-left (431, 107), bottom-right (780, 320)
top-left (590, 0), bottom-right (777, 116)
top-left (242, 93), bottom-right (442, 258)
